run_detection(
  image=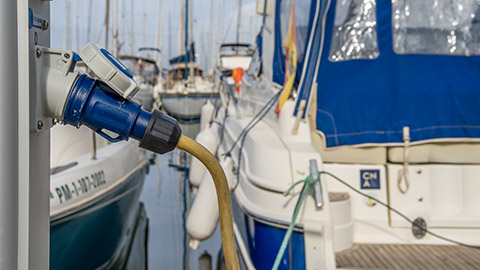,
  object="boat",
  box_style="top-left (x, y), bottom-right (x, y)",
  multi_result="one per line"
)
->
top-left (161, 61), bottom-right (217, 135)
top-left (119, 50), bottom-right (162, 111)
top-left (217, 43), bottom-right (254, 88)
top-left (188, 0), bottom-right (480, 269)
top-left (49, 124), bottom-right (149, 270)
top-left (158, 0), bottom-right (218, 138)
